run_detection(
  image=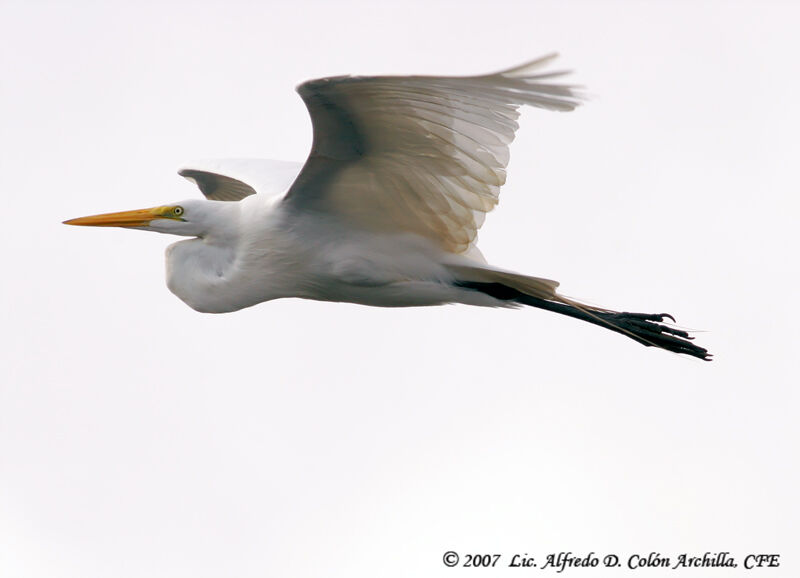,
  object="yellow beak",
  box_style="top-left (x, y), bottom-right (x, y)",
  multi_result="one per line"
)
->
top-left (63, 206), bottom-right (170, 228)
